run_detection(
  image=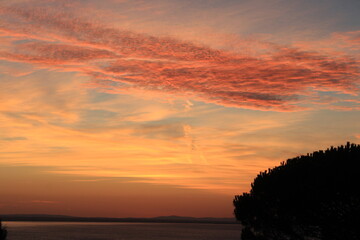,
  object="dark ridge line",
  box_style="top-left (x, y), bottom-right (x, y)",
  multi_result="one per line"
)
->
top-left (0, 214), bottom-right (237, 224)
